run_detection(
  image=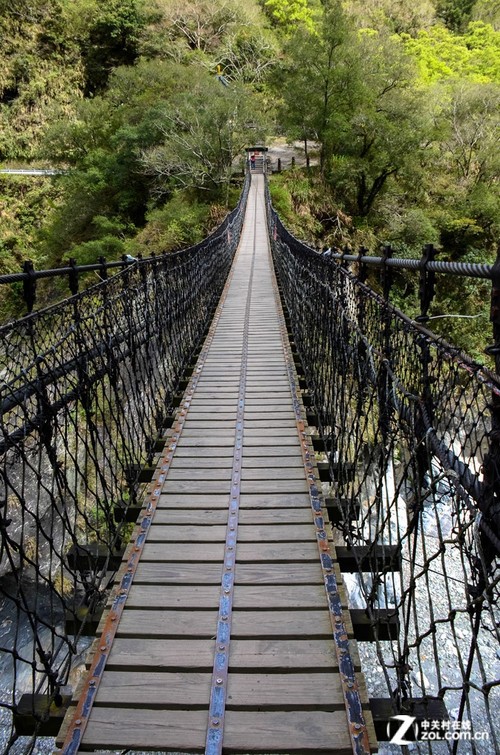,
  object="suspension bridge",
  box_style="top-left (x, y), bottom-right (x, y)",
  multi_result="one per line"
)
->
top-left (0, 165), bottom-right (498, 754)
